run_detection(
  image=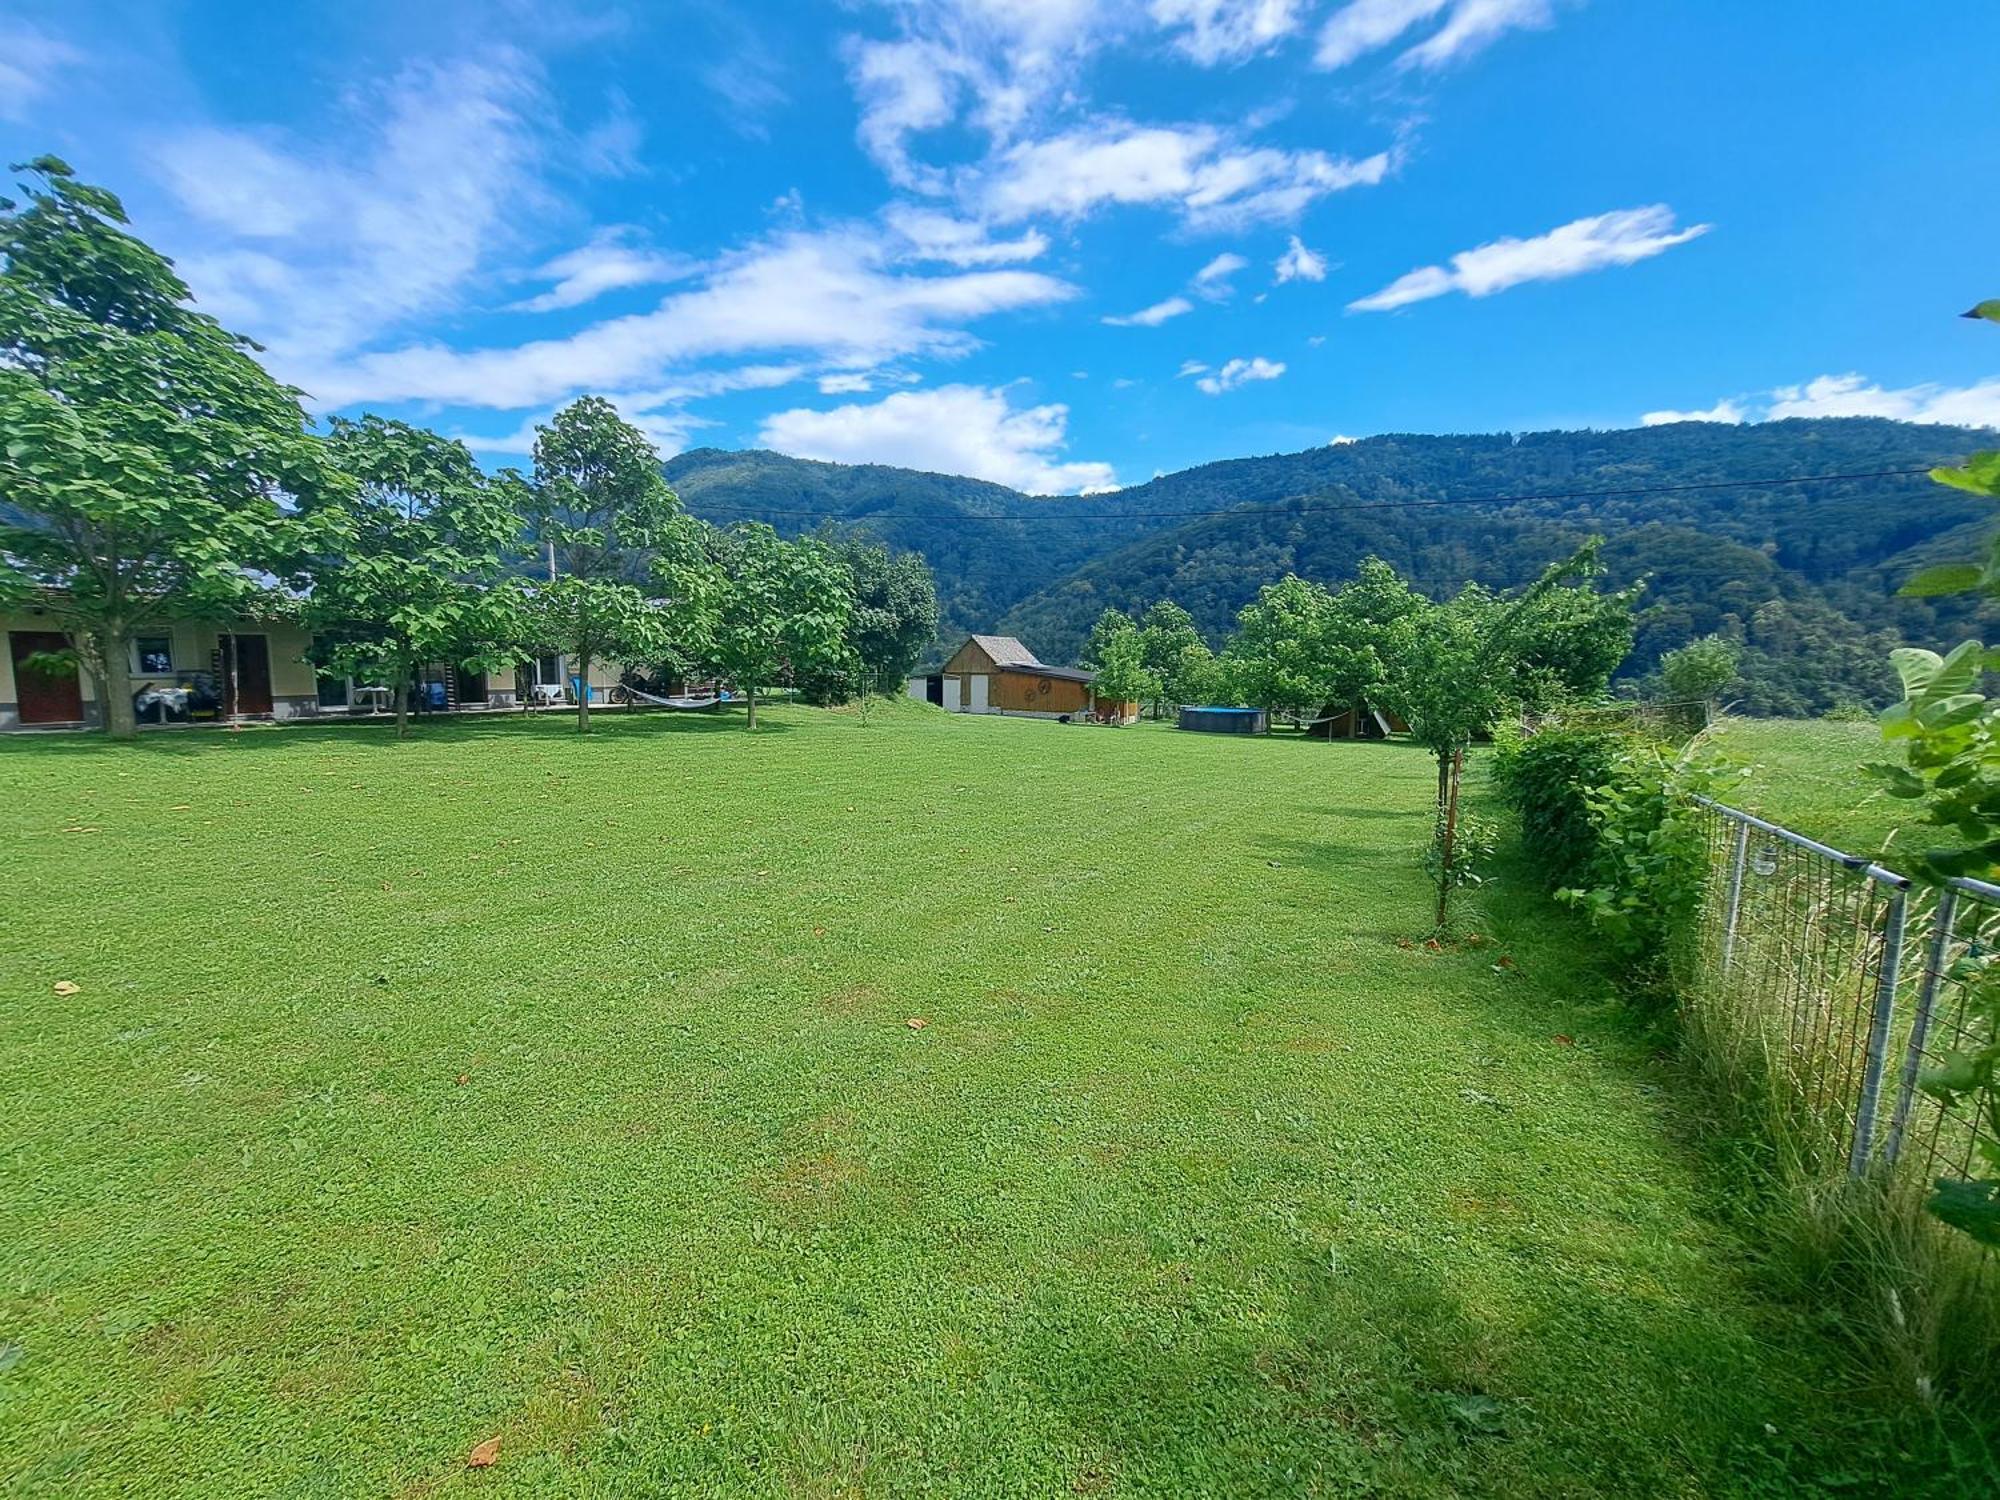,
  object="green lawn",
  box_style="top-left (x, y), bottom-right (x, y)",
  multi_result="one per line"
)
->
top-left (1702, 715), bottom-right (1903, 861)
top-left (0, 705), bottom-right (1961, 1496)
